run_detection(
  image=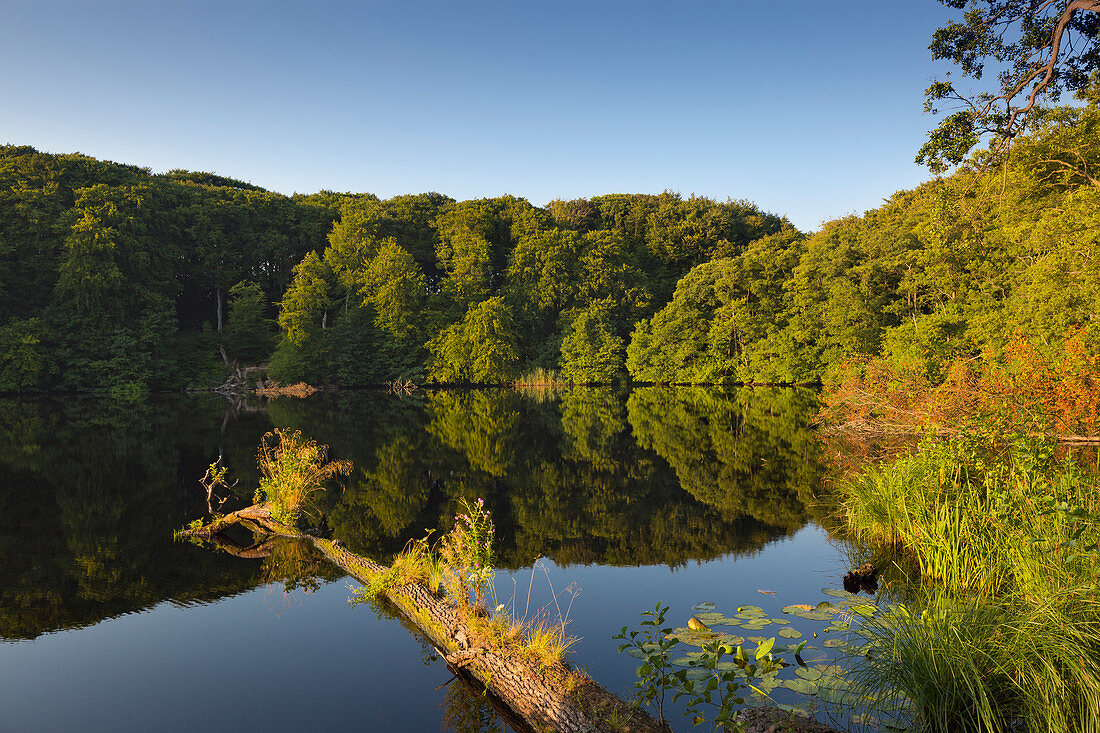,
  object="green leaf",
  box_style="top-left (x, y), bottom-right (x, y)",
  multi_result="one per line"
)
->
top-left (755, 637), bottom-right (775, 660)
top-left (778, 627), bottom-right (802, 638)
top-left (782, 678), bottom-right (818, 695)
top-left (822, 587), bottom-right (858, 599)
